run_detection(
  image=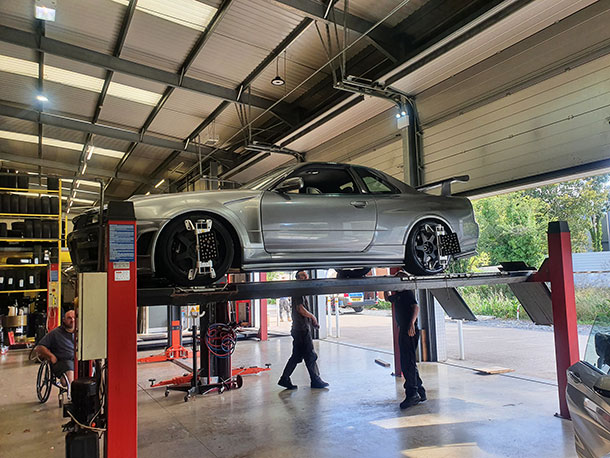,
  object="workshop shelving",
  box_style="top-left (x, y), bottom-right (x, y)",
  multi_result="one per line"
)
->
top-left (0, 172), bottom-right (63, 338)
